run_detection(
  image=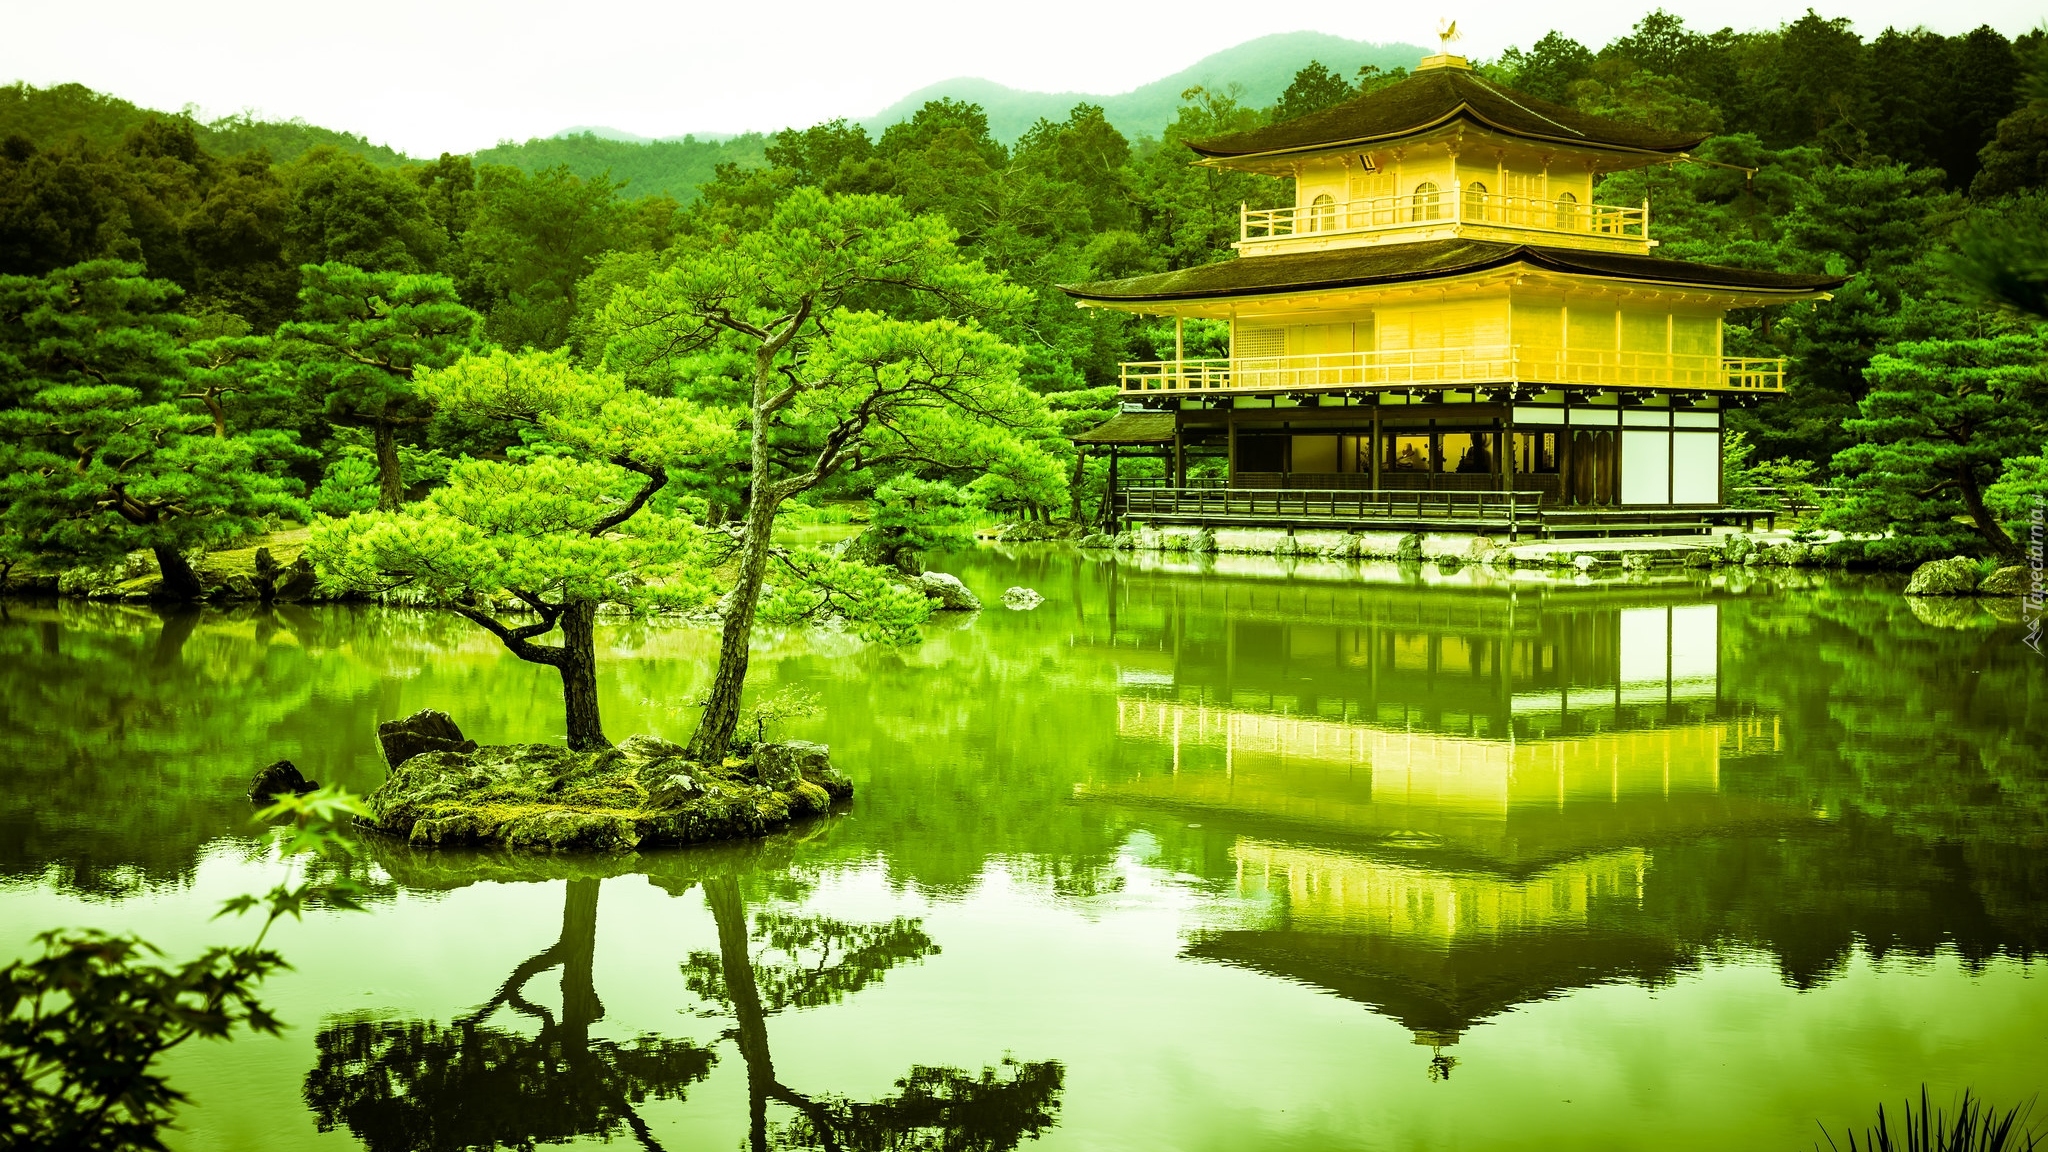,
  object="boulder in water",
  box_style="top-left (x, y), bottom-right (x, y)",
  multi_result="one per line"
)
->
top-left (271, 555), bottom-right (320, 602)
top-left (913, 571), bottom-right (981, 611)
top-left (377, 708), bottom-right (479, 769)
top-left (752, 740), bottom-right (835, 790)
top-left (249, 759), bottom-right (319, 802)
top-left (1903, 556), bottom-right (1981, 596)
top-left (1001, 586), bottom-right (1044, 610)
